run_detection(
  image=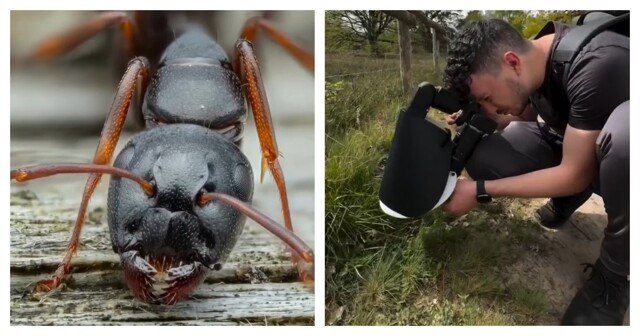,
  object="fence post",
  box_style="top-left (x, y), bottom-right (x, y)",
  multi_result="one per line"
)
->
top-left (430, 27), bottom-right (438, 69)
top-left (398, 19), bottom-right (412, 97)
